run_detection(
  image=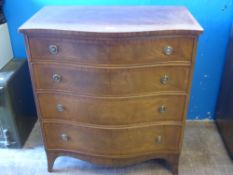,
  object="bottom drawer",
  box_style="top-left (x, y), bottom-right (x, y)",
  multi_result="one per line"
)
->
top-left (43, 122), bottom-right (181, 156)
